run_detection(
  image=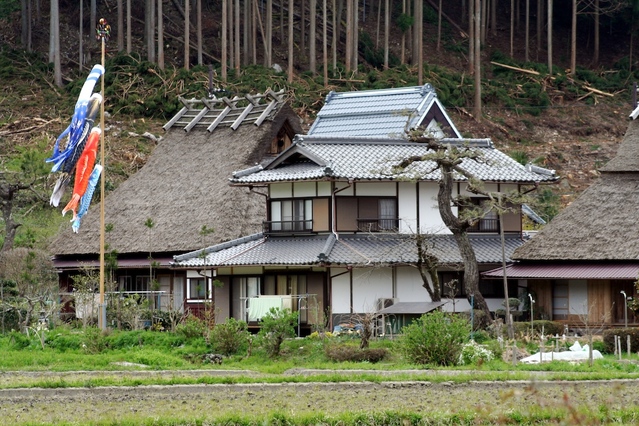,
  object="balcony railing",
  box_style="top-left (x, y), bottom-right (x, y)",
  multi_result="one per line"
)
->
top-left (468, 218), bottom-right (499, 233)
top-left (357, 218), bottom-right (400, 232)
top-left (264, 220), bottom-right (313, 234)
